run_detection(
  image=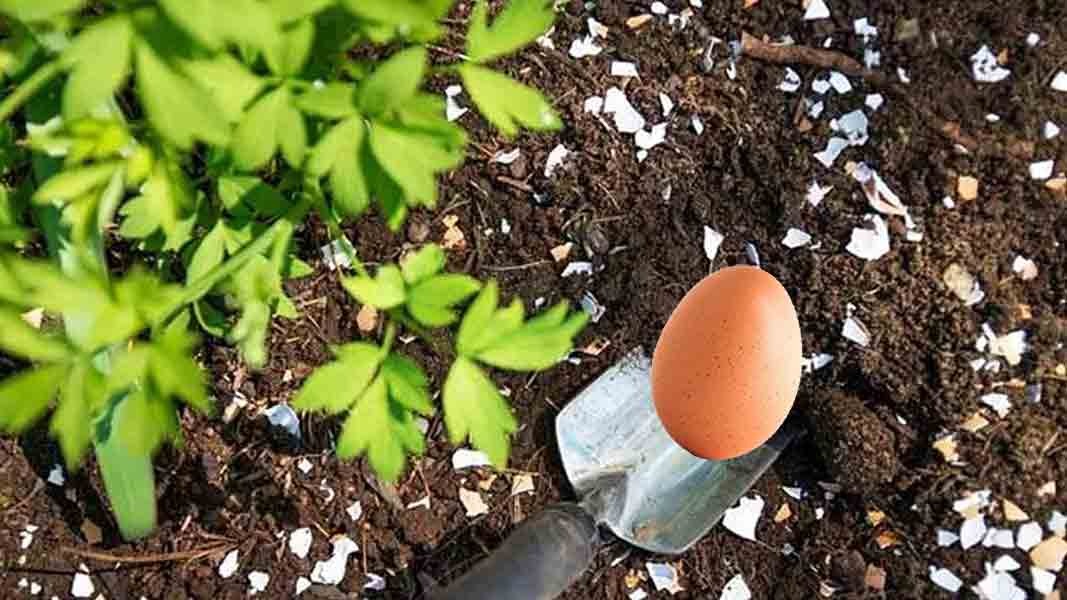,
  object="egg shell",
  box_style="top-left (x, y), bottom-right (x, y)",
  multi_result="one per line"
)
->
top-left (651, 266), bottom-right (802, 459)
